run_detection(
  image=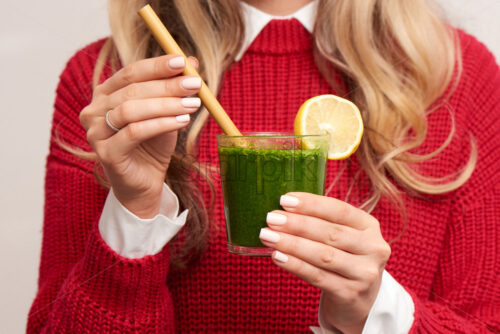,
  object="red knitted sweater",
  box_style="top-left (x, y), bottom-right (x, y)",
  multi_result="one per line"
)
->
top-left (28, 20), bottom-right (500, 333)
